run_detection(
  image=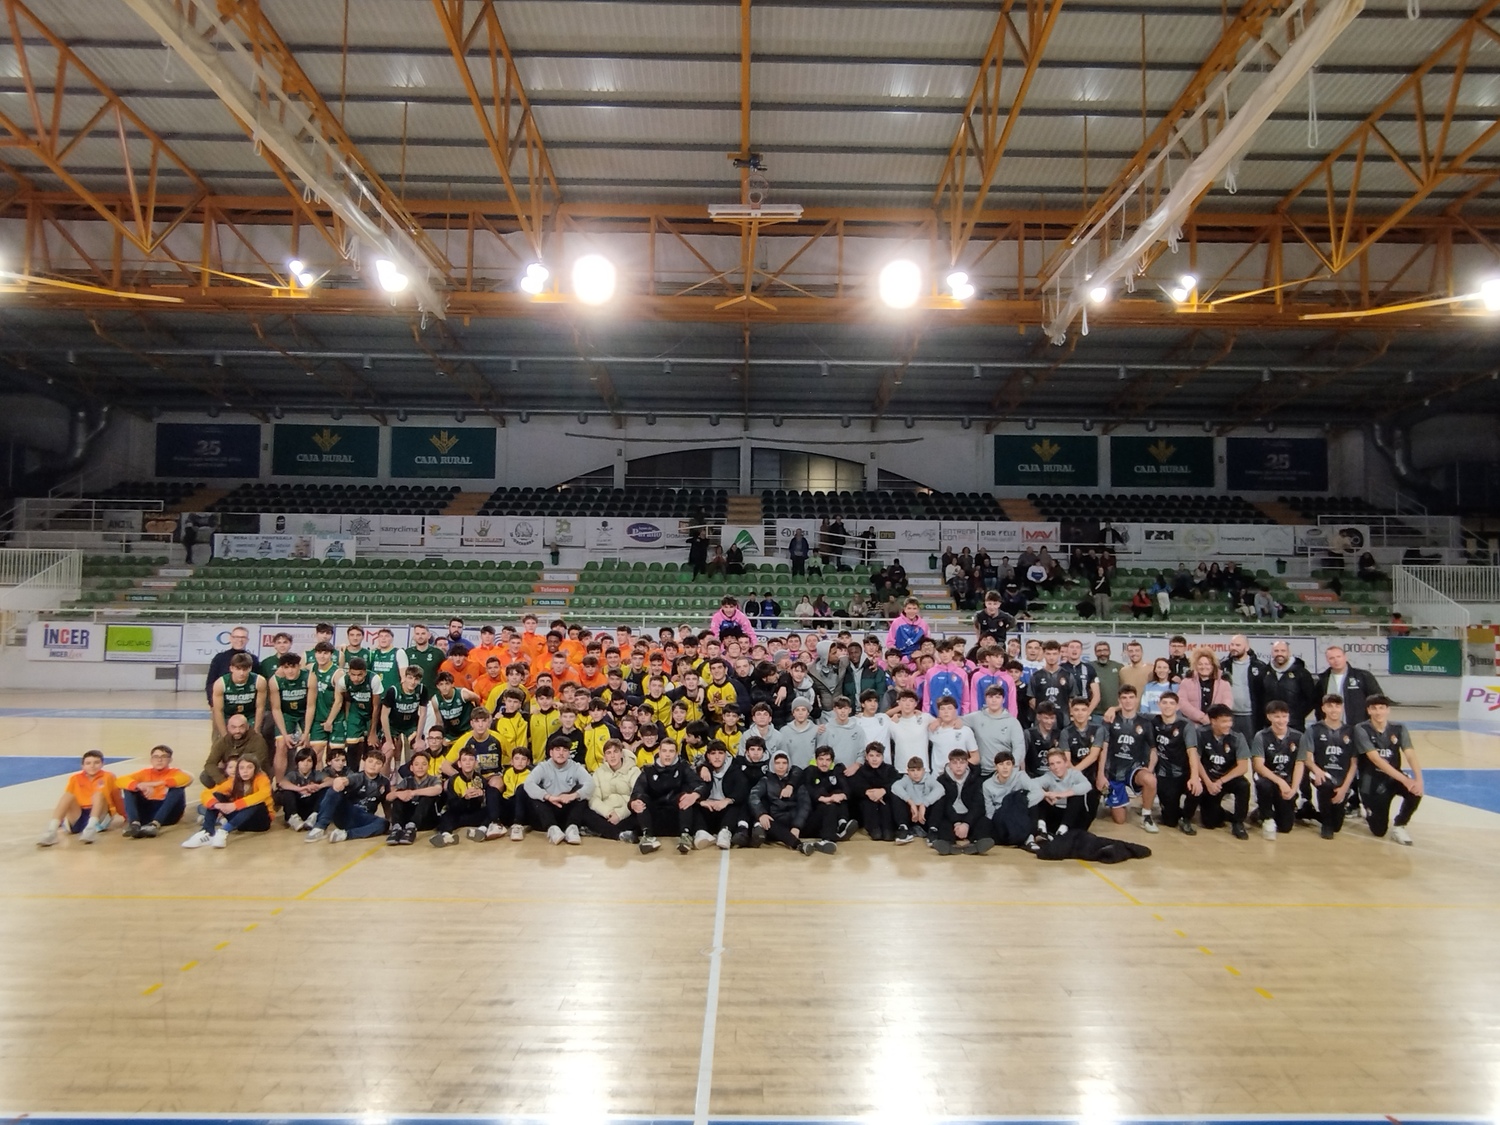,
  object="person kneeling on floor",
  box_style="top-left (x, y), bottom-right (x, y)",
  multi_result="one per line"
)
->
top-left (432, 747), bottom-right (489, 847)
top-left (1355, 694), bottom-right (1423, 846)
top-left (1196, 704), bottom-right (1252, 839)
top-left (932, 747), bottom-right (993, 855)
